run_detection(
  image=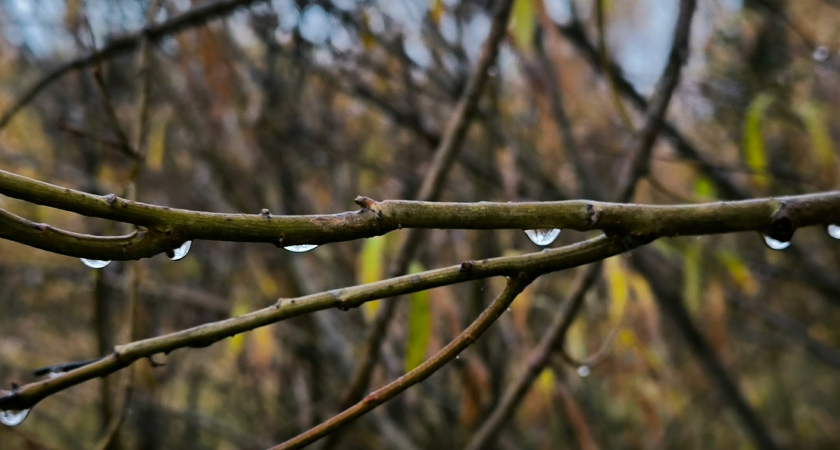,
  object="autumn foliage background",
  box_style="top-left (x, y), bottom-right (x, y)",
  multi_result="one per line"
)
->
top-left (1, 0), bottom-right (840, 448)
